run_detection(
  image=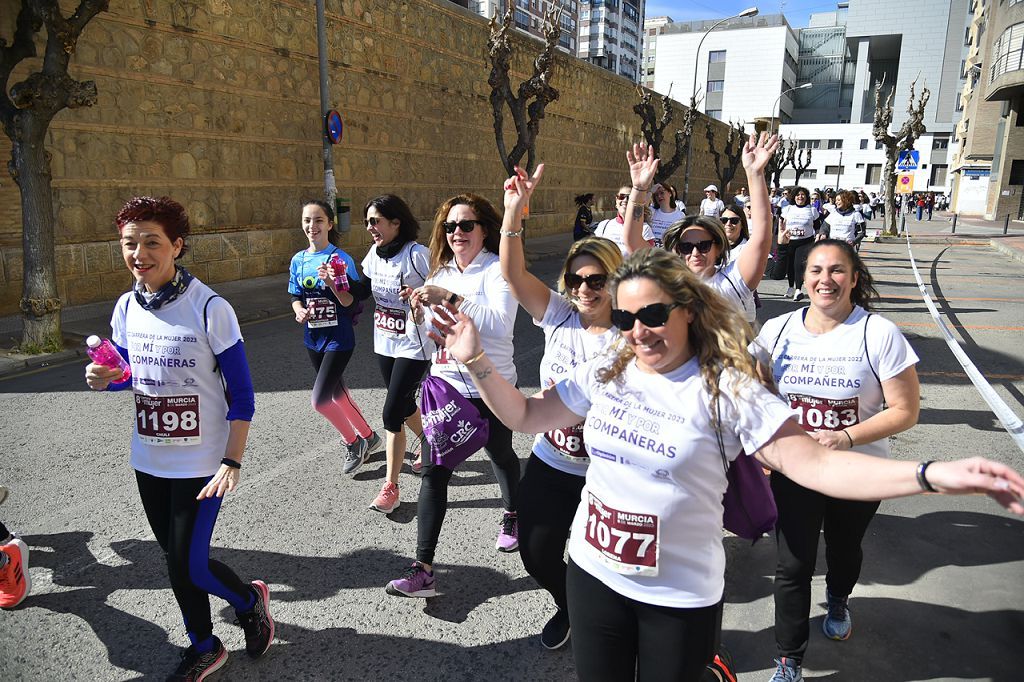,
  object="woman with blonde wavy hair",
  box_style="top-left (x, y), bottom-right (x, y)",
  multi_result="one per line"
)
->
top-left (423, 248), bottom-right (1024, 682)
